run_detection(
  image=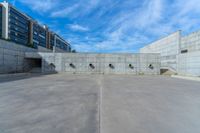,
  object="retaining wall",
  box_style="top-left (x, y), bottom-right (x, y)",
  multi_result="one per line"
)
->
top-left (1, 39), bottom-right (161, 75)
top-left (0, 39), bottom-right (51, 74)
top-left (31, 53), bottom-right (161, 75)
top-left (181, 31), bottom-right (200, 53)
top-left (177, 51), bottom-right (200, 76)
top-left (0, 39), bottom-right (37, 73)
top-left (140, 31), bottom-right (180, 71)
